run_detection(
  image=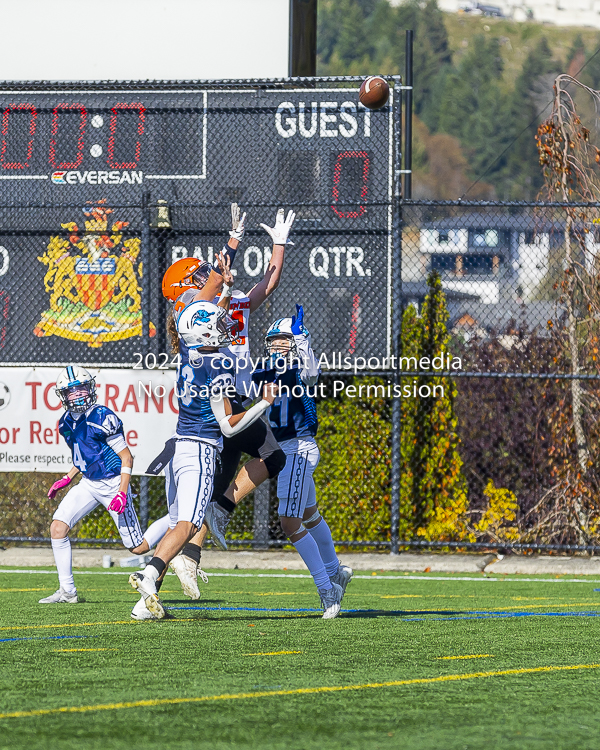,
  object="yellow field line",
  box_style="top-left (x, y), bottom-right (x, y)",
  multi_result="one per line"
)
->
top-left (438, 655), bottom-right (493, 660)
top-left (381, 595), bottom-right (423, 599)
top-left (0, 663), bottom-right (598, 720)
top-left (0, 621), bottom-right (136, 632)
top-left (0, 619), bottom-right (196, 632)
top-left (243, 651), bottom-right (303, 656)
top-left (53, 649), bottom-right (118, 653)
top-left (0, 589), bottom-right (45, 593)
